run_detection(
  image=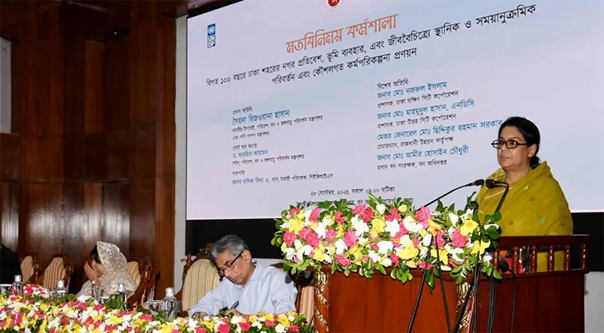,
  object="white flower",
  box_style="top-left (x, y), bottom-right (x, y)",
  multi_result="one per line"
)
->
top-left (376, 203), bottom-right (386, 214)
top-left (352, 216), bottom-right (369, 236)
top-left (379, 257), bottom-right (392, 266)
top-left (448, 212), bottom-right (459, 224)
top-left (483, 252), bottom-right (493, 263)
top-left (275, 323), bottom-right (287, 333)
top-left (440, 265), bottom-right (452, 272)
top-left (252, 321), bottom-right (263, 328)
top-left (321, 215), bottom-right (333, 225)
top-left (284, 248), bottom-right (295, 260)
top-left (385, 219), bottom-right (400, 237)
top-left (314, 221), bottom-right (327, 238)
top-left (403, 216), bottom-right (422, 233)
top-left (464, 209), bottom-right (474, 219)
top-left (401, 234), bottom-right (411, 248)
top-left (230, 315), bottom-right (243, 324)
top-left (335, 239), bottom-right (347, 255)
top-left (296, 245), bottom-right (313, 261)
top-left (422, 233), bottom-right (432, 247)
top-left (358, 237), bottom-right (369, 246)
top-left (368, 250), bottom-right (380, 263)
top-left (281, 221), bottom-right (290, 229)
top-left (377, 241), bottom-right (393, 255)
top-left (294, 239), bottom-right (303, 250)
